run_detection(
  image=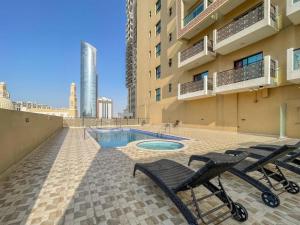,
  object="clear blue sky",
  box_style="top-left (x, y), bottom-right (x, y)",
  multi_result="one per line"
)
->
top-left (0, 0), bottom-right (127, 115)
